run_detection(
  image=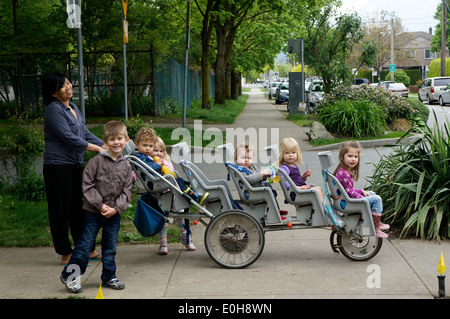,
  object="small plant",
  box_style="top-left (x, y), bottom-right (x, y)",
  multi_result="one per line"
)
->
top-left (123, 114), bottom-right (153, 141)
top-left (160, 97), bottom-right (179, 116)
